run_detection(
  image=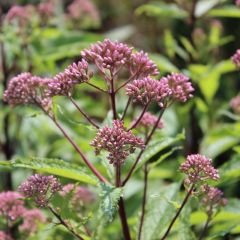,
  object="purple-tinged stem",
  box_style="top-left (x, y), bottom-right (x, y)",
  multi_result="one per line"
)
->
top-left (121, 97), bottom-right (131, 121)
top-left (86, 82), bottom-right (106, 93)
top-left (160, 184), bottom-right (194, 240)
top-left (48, 206), bottom-right (84, 240)
top-left (109, 72), bottom-right (118, 120)
top-left (122, 109), bottom-right (165, 186)
top-left (138, 163), bottom-right (149, 240)
top-left (115, 71), bottom-right (139, 93)
top-left (128, 102), bottom-right (149, 131)
top-left (198, 209), bottom-right (212, 240)
top-left (69, 97), bottom-right (99, 129)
